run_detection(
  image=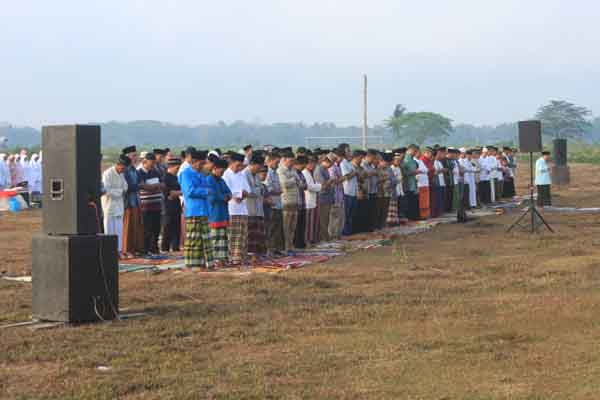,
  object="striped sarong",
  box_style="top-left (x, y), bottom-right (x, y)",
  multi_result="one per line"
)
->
top-left (228, 215), bottom-right (248, 264)
top-left (386, 196), bottom-right (399, 226)
top-left (183, 216), bottom-right (213, 268)
top-left (247, 216), bottom-right (266, 254)
top-left (210, 226), bottom-right (228, 261)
